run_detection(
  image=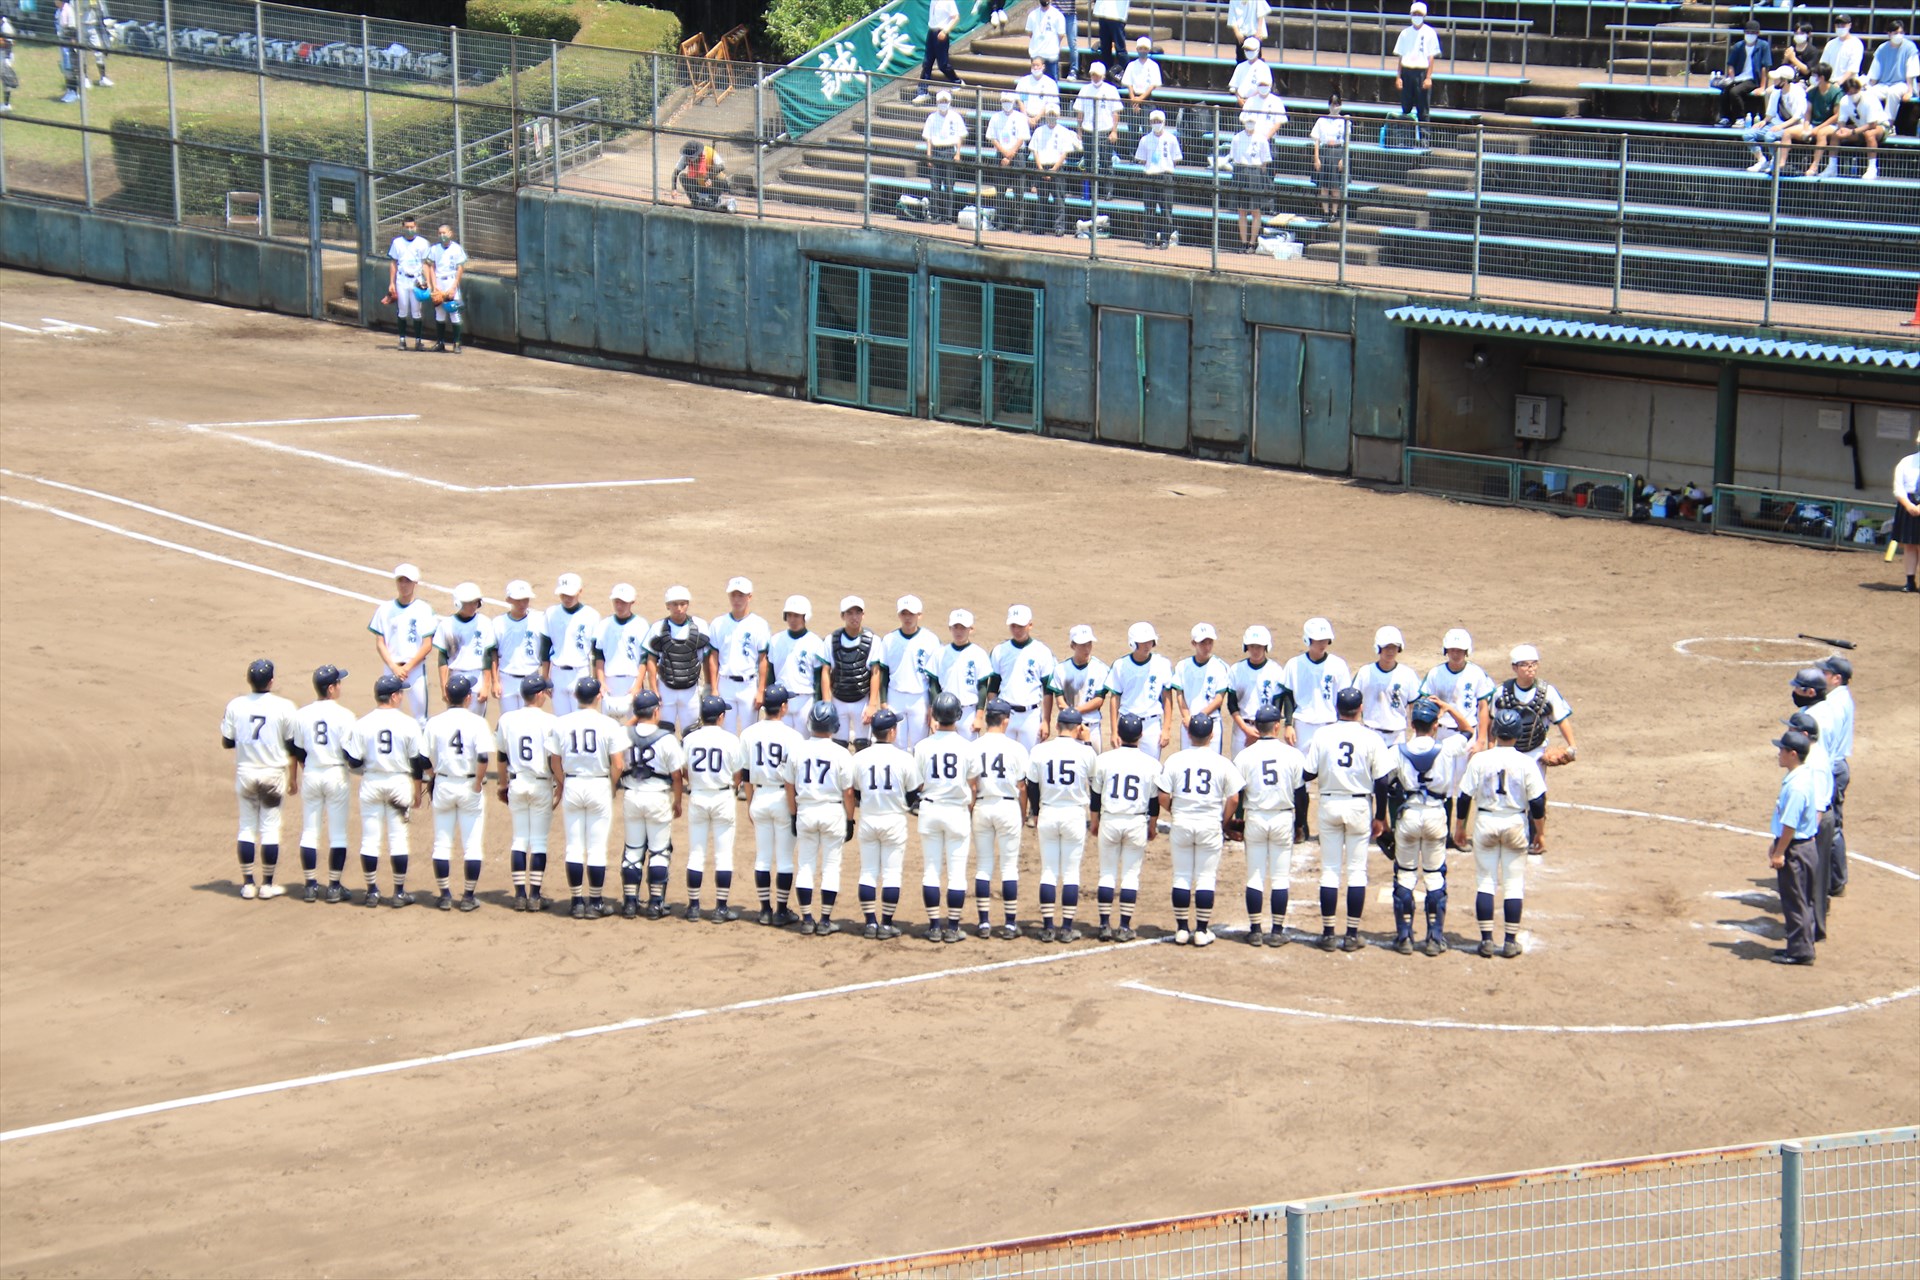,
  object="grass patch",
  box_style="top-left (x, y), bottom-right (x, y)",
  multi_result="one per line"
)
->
top-left (576, 2), bottom-right (680, 52)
